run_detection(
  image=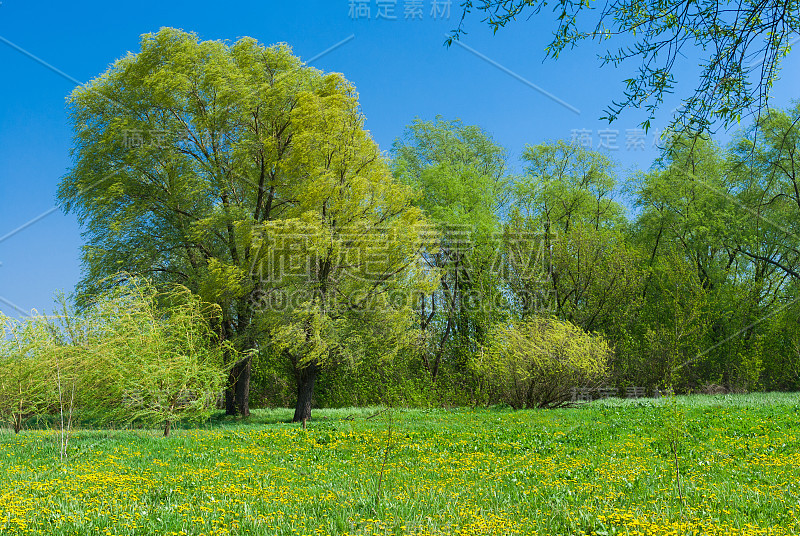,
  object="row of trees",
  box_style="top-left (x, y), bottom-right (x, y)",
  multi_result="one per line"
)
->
top-left (50, 29), bottom-right (800, 422)
top-left (383, 111), bottom-right (800, 402)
